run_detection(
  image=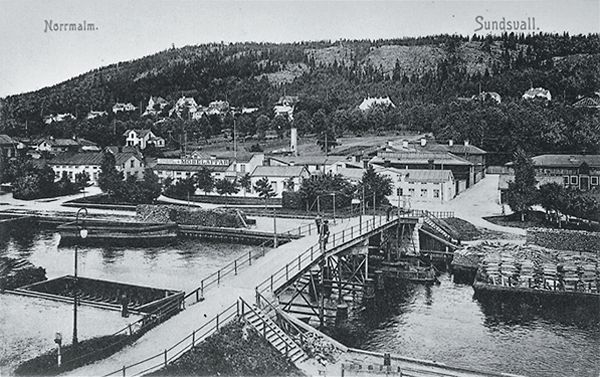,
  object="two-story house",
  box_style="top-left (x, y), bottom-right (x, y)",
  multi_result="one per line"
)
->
top-left (123, 129), bottom-right (165, 150)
